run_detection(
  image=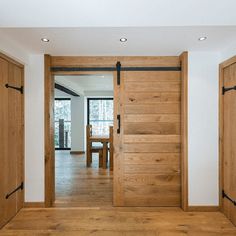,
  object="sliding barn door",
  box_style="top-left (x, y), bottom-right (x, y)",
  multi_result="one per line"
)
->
top-left (0, 56), bottom-right (24, 228)
top-left (114, 60), bottom-right (181, 206)
top-left (222, 62), bottom-right (236, 226)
